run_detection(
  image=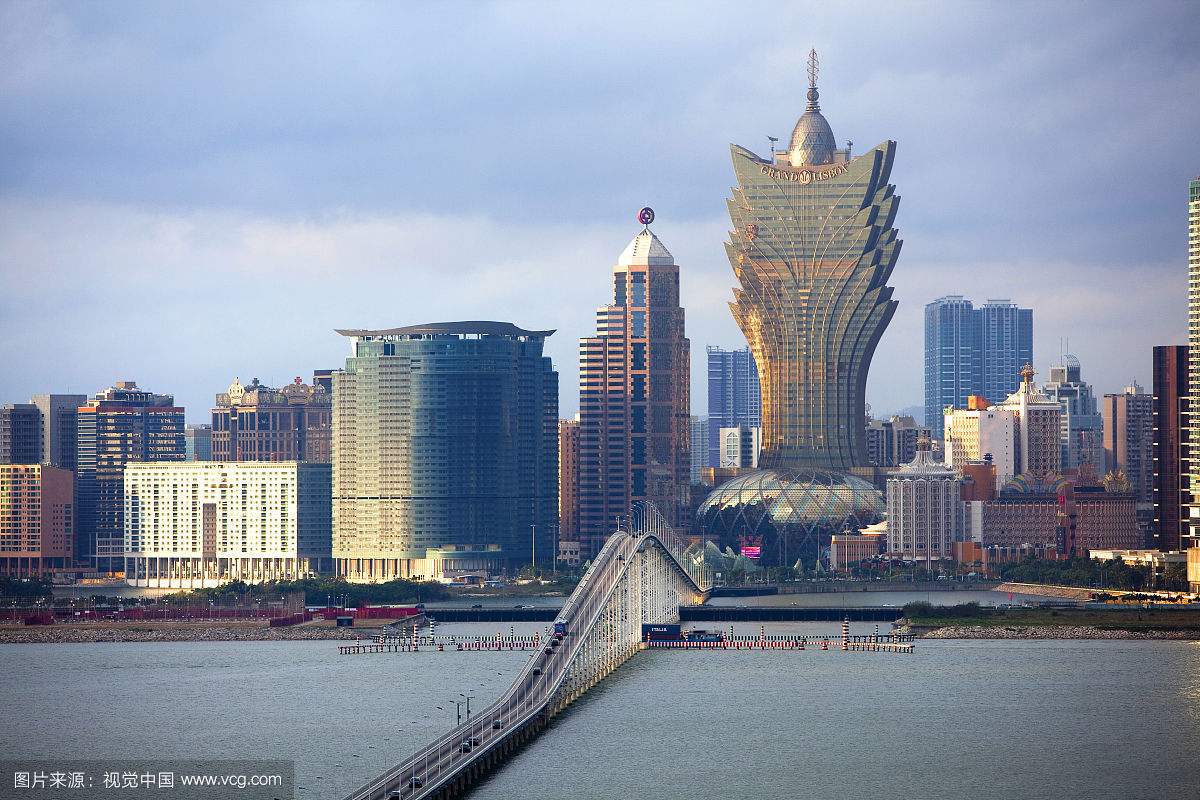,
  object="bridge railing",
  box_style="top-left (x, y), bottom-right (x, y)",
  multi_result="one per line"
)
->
top-left (620, 501), bottom-right (712, 592)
